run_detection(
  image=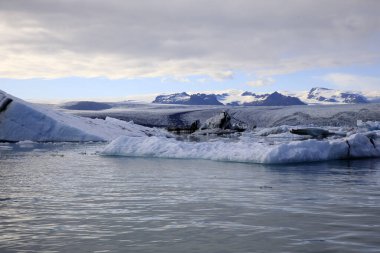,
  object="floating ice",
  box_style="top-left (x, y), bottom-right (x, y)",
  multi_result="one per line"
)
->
top-left (102, 132), bottom-right (380, 164)
top-left (357, 120), bottom-right (380, 131)
top-left (256, 126), bottom-right (291, 136)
